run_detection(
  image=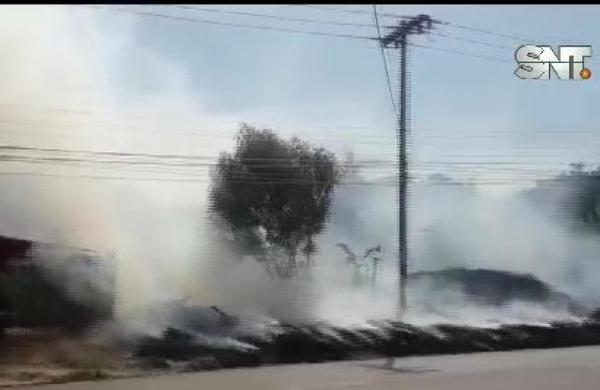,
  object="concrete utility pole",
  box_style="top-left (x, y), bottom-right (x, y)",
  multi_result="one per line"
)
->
top-left (380, 14), bottom-right (435, 319)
